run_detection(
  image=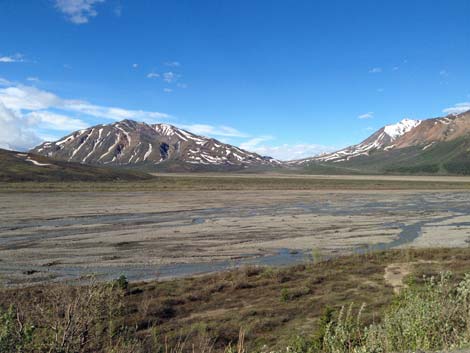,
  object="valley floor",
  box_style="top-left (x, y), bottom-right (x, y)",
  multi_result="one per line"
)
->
top-left (2, 174), bottom-right (470, 286)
